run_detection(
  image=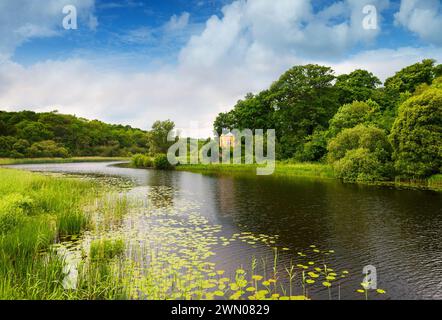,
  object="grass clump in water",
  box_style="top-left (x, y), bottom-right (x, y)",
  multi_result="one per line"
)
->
top-left (90, 238), bottom-right (125, 261)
